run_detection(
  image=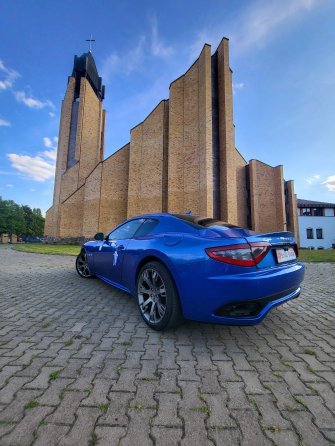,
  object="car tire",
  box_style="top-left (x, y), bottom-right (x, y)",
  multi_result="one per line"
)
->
top-left (137, 261), bottom-right (183, 331)
top-left (76, 249), bottom-right (94, 279)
